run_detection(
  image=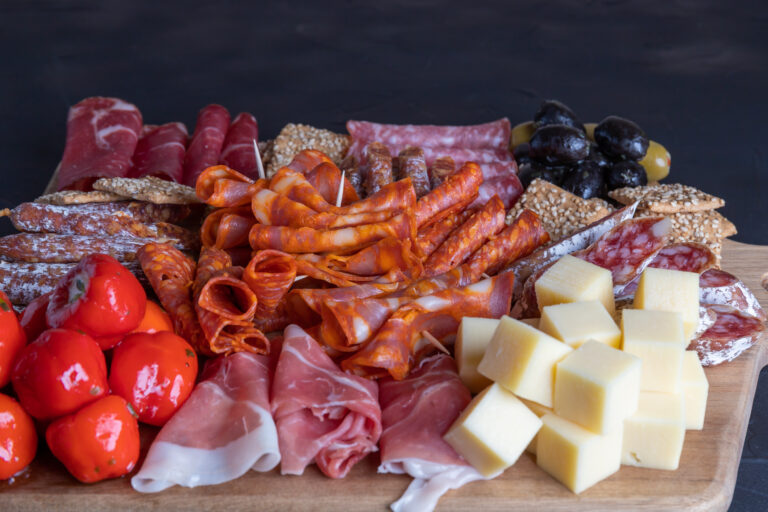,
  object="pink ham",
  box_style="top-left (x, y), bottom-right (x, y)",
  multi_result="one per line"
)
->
top-left (183, 104), bottom-right (231, 186)
top-left (129, 122), bottom-right (188, 181)
top-left (57, 97), bottom-right (143, 190)
top-left (220, 112), bottom-right (260, 179)
top-left (347, 119), bottom-right (511, 150)
top-left (272, 324), bottom-right (381, 479)
top-left (379, 355), bottom-right (486, 512)
top-left (131, 351), bottom-right (280, 492)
